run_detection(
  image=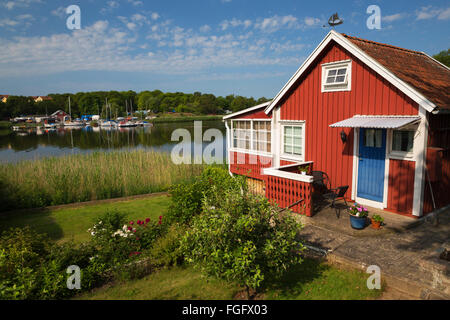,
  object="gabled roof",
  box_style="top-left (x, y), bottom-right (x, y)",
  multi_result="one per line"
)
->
top-left (265, 30), bottom-right (449, 115)
top-left (223, 101), bottom-right (272, 120)
top-left (343, 34), bottom-right (450, 111)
